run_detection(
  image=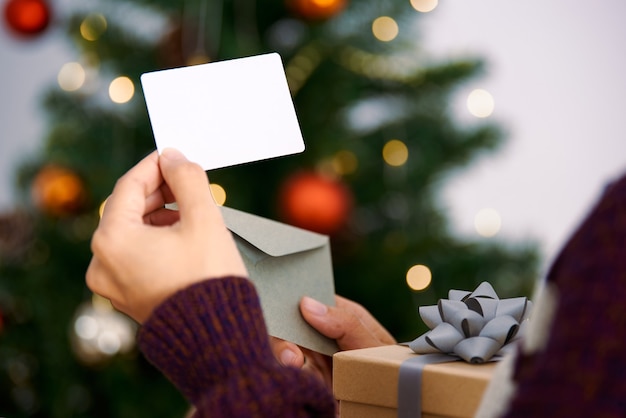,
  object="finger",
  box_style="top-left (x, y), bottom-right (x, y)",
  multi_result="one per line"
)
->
top-left (158, 148), bottom-right (218, 229)
top-left (158, 182), bottom-right (177, 204)
top-left (100, 178), bottom-right (168, 224)
top-left (300, 348), bottom-right (333, 388)
top-left (335, 296), bottom-right (396, 345)
top-left (269, 337), bottom-right (305, 368)
top-left (300, 296), bottom-right (384, 351)
top-left (144, 207), bottom-right (181, 226)
top-left (141, 183), bottom-right (179, 225)
top-left (102, 187), bottom-right (168, 227)
top-left (143, 187), bottom-right (168, 216)
top-left (102, 151), bottom-right (162, 222)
